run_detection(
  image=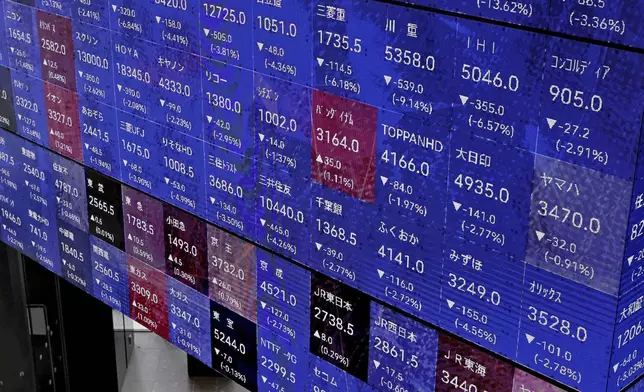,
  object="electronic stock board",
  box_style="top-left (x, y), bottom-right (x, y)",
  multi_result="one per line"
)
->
top-left (0, 0), bottom-right (642, 391)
